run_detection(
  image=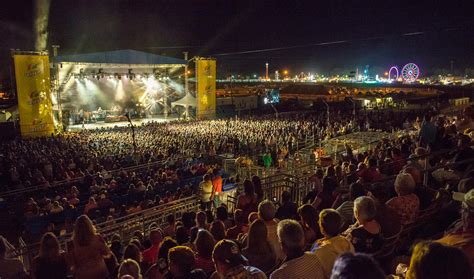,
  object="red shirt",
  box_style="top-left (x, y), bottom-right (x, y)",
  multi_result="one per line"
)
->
top-left (142, 244), bottom-right (160, 265)
top-left (212, 176), bottom-right (223, 193)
